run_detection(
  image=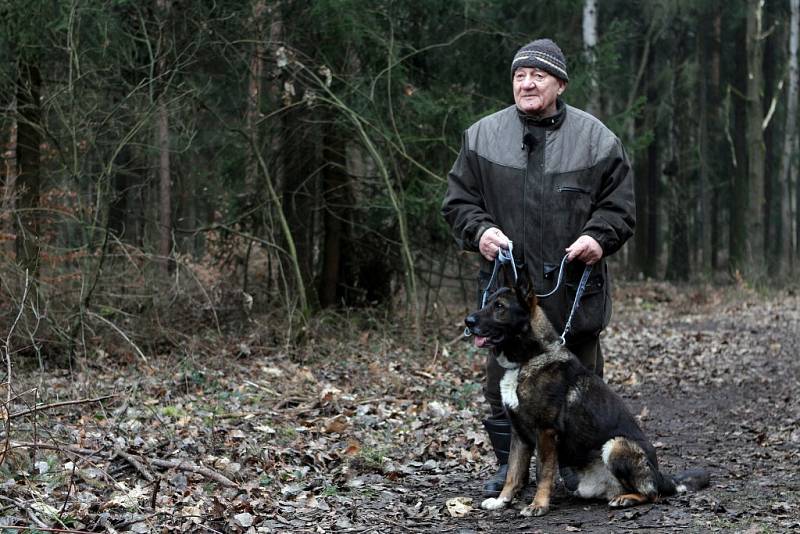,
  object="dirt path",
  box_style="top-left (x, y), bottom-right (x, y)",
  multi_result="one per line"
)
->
top-left (275, 285), bottom-right (800, 533)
